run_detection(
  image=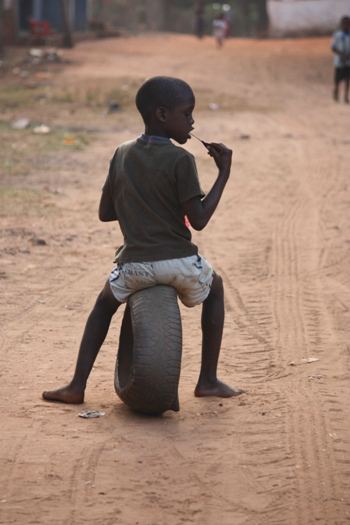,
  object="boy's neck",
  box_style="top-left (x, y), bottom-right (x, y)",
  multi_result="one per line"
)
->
top-left (144, 125), bottom-right (169, 138)
top-left (139, 133), bottom-right (171, 145)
